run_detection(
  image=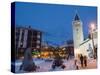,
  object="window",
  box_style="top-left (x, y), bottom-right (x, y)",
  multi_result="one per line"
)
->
top-left (37, 35), bottom-right (40, 38)
top-left (37, 40), bottom-right (40, 44)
